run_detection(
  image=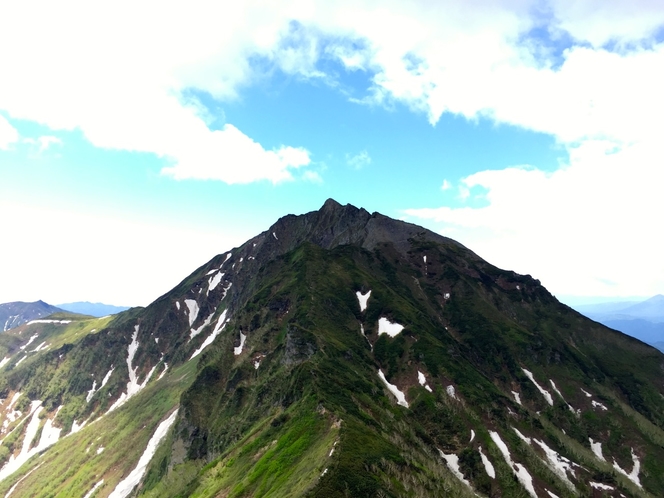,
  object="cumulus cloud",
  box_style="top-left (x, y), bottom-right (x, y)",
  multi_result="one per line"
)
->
top-left (160, 124), bottom-right (310, 184)
top-left (406, 139), bottom-right (664, 298)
